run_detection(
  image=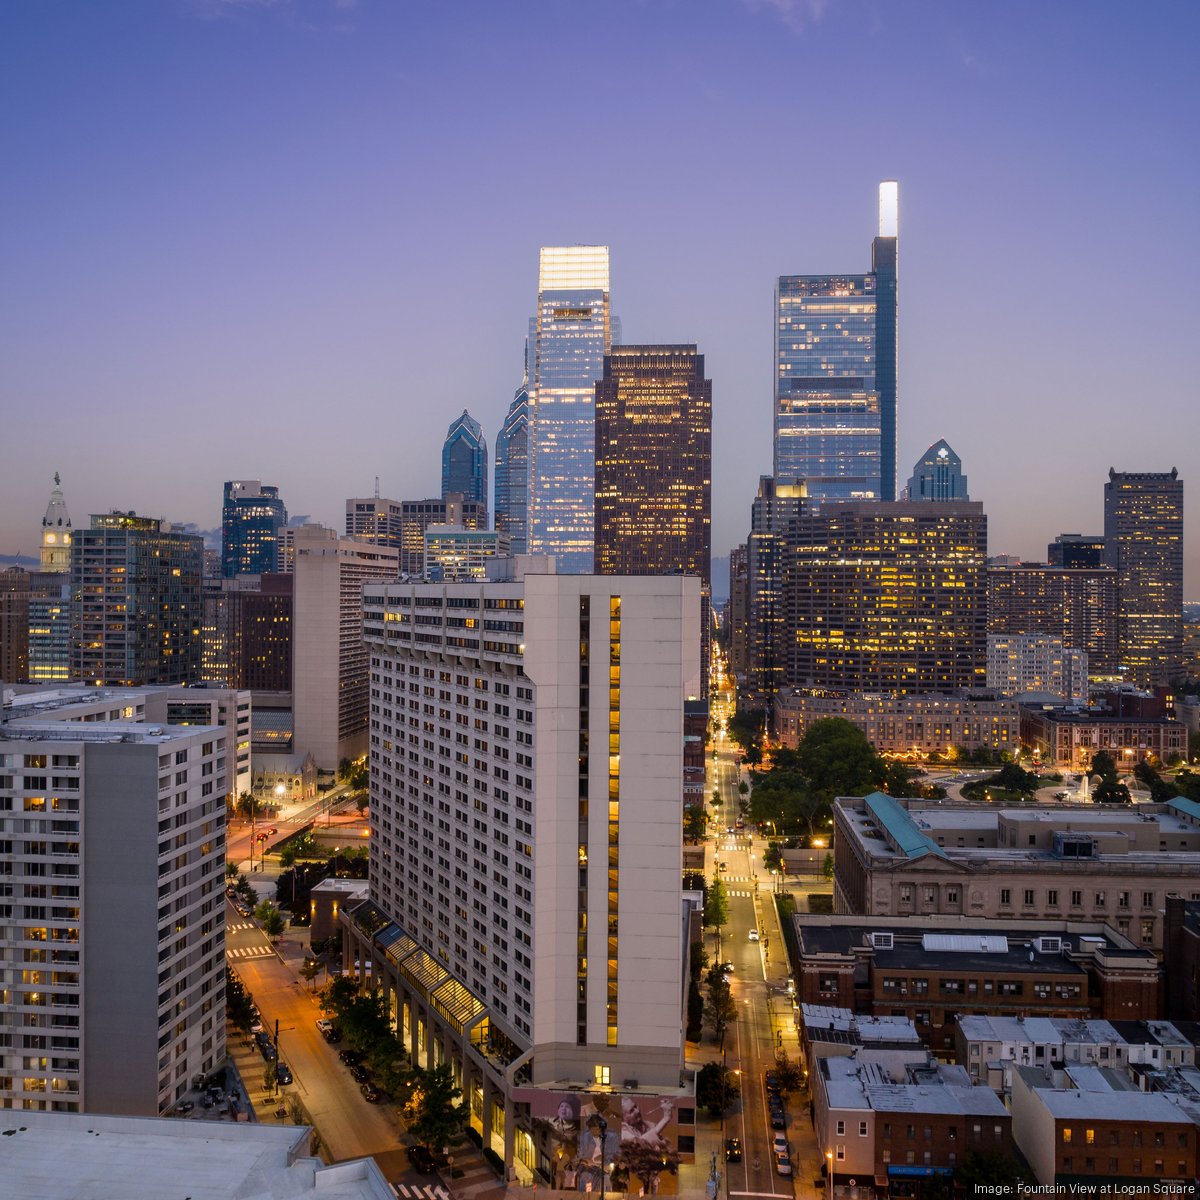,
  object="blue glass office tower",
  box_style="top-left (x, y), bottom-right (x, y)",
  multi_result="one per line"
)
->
top-left (774, 182), bottom-right (898, 501)
top-left (441, 409), bottom-right (489, 519)
top-left (494, 369), bottom-right (530, 555)
top-left (222, 481), bottom-right (287, 577)
top-left (529, 246), bottom-right (611, 573)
